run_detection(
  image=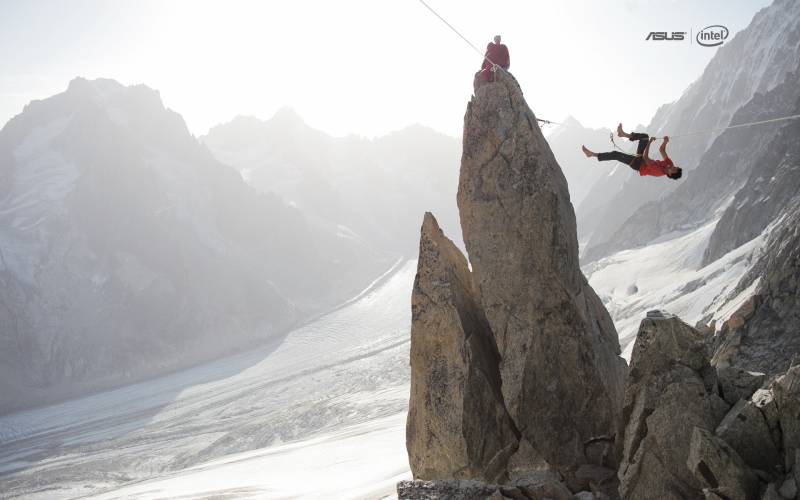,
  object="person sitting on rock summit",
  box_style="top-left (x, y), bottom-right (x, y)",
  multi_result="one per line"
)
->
top-left (479, 35), bottom-right (510, 82)
top-left (581, 124), bottom-right (683, 180)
